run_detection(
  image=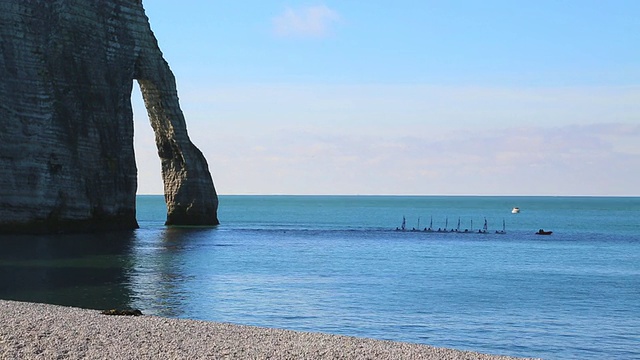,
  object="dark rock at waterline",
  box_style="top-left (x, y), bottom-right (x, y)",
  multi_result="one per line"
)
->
top-left (101, 309), bottom-right (143, 316)
top-left (0, 0), bottom-right (219, 233)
